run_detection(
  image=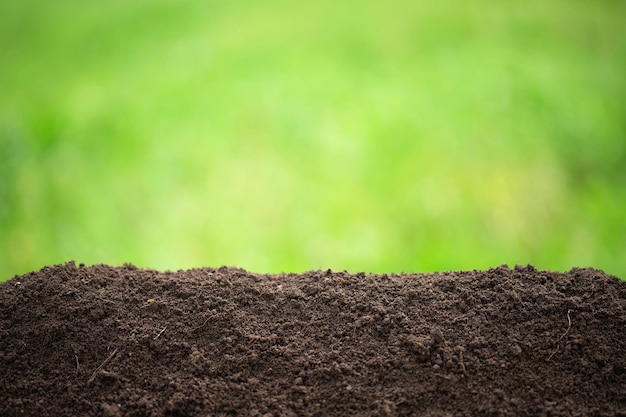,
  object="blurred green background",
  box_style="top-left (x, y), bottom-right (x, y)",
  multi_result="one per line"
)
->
top-left (1, 0), bottom-right (625, 281)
